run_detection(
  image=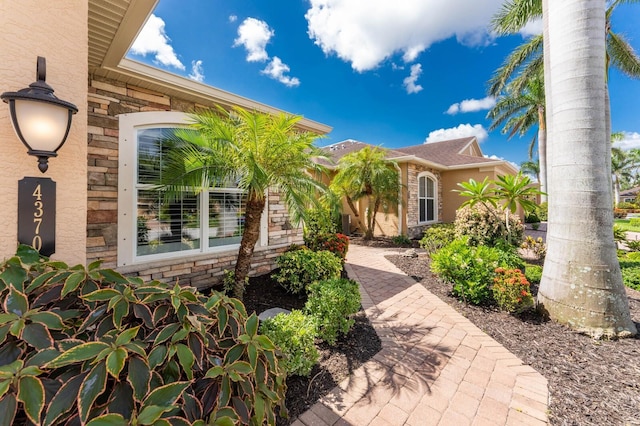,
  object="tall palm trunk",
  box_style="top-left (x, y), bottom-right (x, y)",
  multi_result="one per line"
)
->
top-left (537, 105), bottom-right (548, 203)
top-left (344, 195), bottom-right (365, 233)
top-left (233, 194), bottom-right (265, 300)
top-left (538, 0), bottom-right (636, 337)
